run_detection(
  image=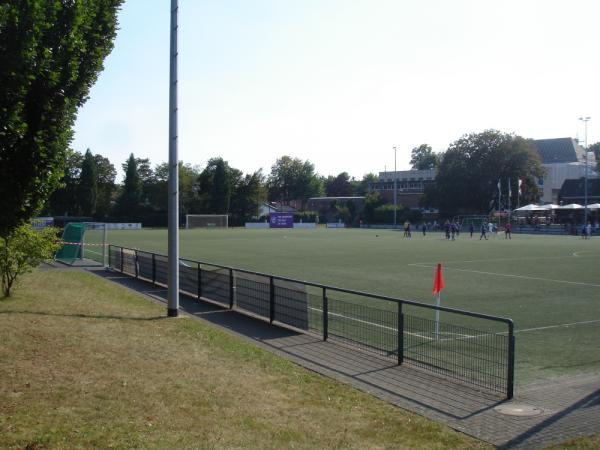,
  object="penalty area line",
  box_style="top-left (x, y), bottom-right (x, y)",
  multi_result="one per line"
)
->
top-left (515, 318), bottom-right (600, 333)
top-left (409, 263), bottom-right (600, 288)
